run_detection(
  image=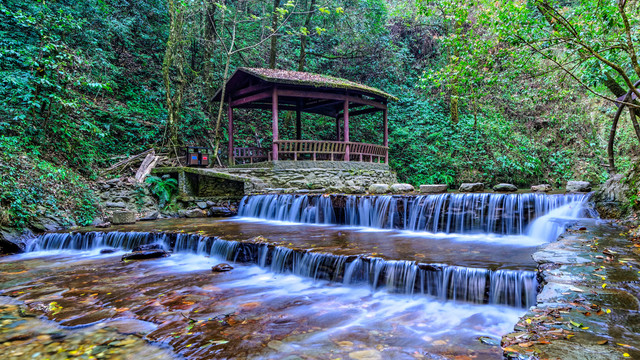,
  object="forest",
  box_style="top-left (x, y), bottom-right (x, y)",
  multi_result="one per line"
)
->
top-left (1, 0), bottom-right (640, 229)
